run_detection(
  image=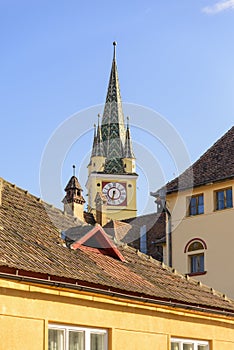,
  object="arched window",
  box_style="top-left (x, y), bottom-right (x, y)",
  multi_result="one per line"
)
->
top-left (184, 239), bottom-right (207, 275)
top-left (188, 241), bottom-right (204, 252)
